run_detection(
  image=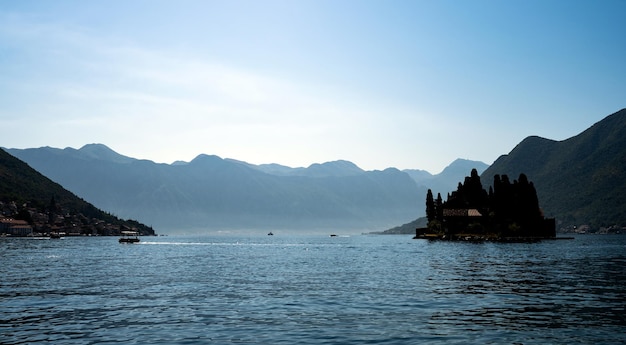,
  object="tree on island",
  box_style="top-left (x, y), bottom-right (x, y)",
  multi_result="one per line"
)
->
top-left (423, 169), bottom-right (555, 240)
top-left (426, 189), bottom-right (435, 222)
